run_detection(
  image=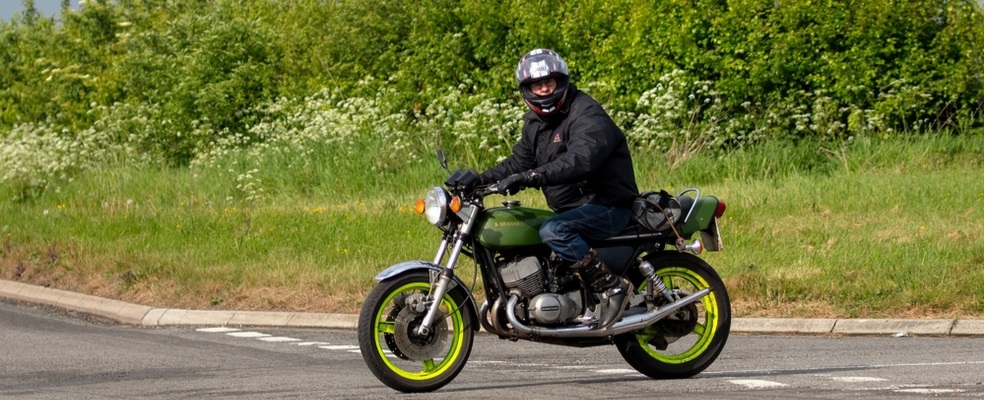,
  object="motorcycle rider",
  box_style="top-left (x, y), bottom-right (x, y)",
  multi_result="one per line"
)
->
top-left (480, 48), bottom-right (639, 330)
